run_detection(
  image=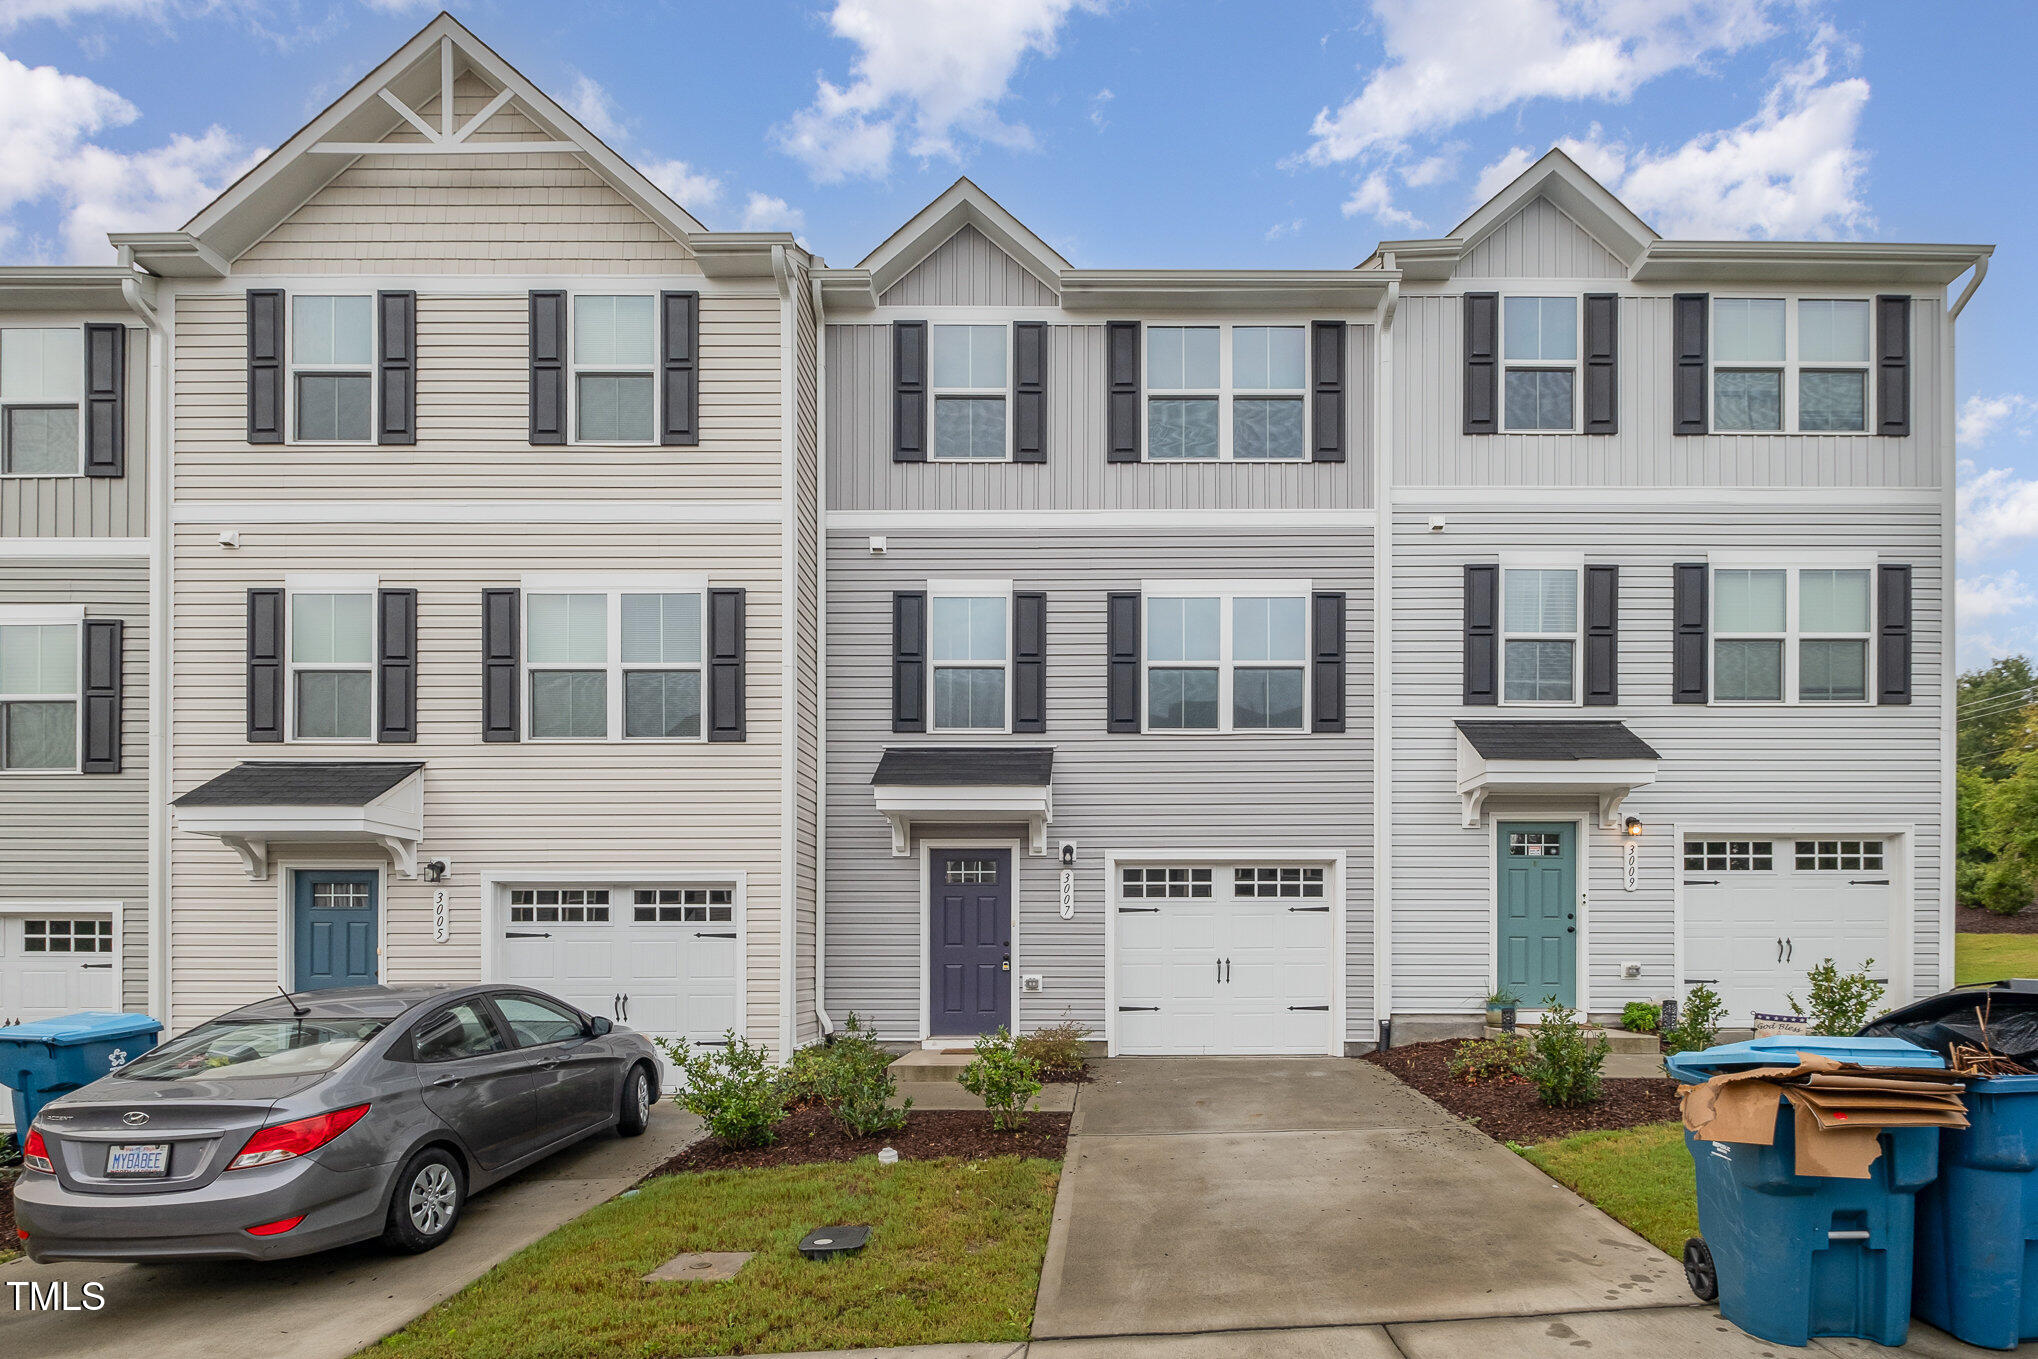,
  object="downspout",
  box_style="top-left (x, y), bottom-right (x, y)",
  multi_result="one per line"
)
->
top-left (812, 274), bottom-right (834, 1037)
top-left (1372, 262), bottom-right (1399, 1049)
top-left (1941, 258), bottom-right (1985, 993)
top-left (772, 244), bottom-right (800, 1060)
